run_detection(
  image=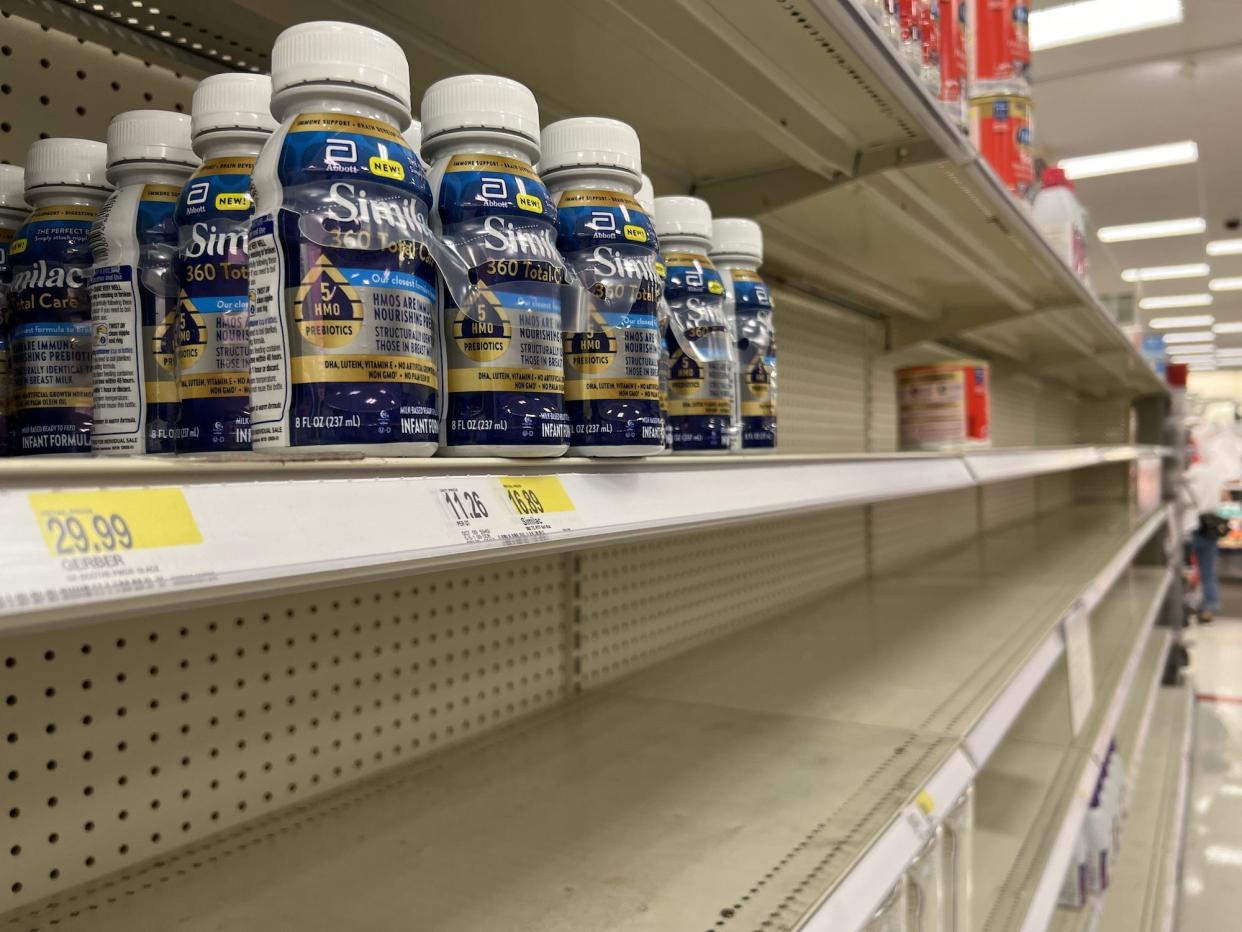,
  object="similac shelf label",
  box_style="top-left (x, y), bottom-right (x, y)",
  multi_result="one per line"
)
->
top-left (437, 153), bottom-right (570, 450)
top-left (434, 475), bottom-right (579, 545)
top-left (247, 112), bottom-right (440, 450)
top-left (8, 204), bottom-right (96, 454)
